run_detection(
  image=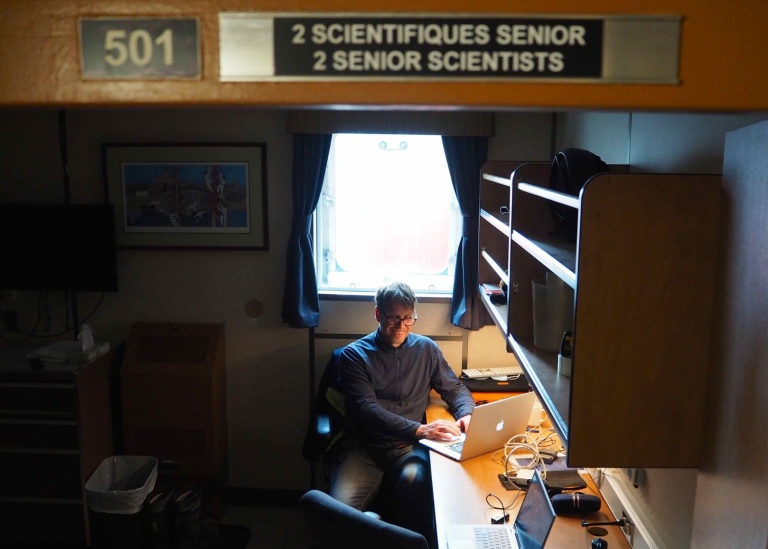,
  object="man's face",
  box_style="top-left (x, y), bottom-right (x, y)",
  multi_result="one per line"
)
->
top-left (375, 300), bottom-right (416, 348)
